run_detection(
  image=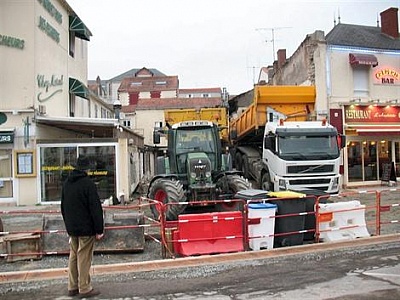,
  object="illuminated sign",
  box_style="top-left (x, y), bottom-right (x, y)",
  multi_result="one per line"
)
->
top-left (374, 67), bottom-right (400, 85)
top-left (344, 105), bottom-right (400, 123)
